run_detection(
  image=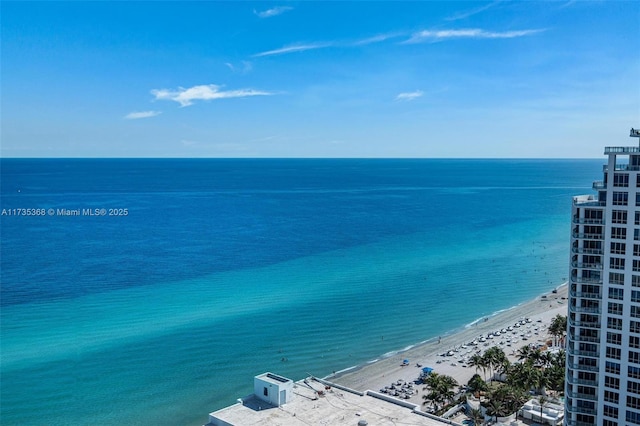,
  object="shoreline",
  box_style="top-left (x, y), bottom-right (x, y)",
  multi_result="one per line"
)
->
top-left (330, 283), bottom-right (568, 399)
